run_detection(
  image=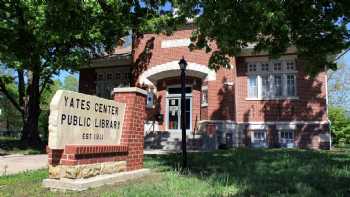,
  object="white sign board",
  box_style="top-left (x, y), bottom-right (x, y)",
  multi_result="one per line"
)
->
top-left (48, 90), bottom-right (126, 149)
top-left (161, 38), bottom-right (191, 48)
